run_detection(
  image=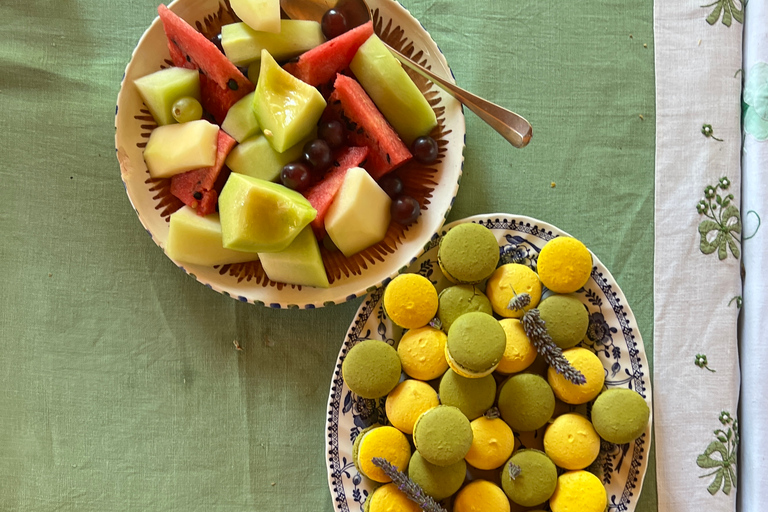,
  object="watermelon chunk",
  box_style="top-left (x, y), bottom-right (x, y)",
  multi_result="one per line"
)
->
top-left (171, 130), bottom-right (236, 216)
top-left (327, 74), bottom-right (412, 179)
top-left (303, 146), bottom-right (369, 239)
top-left (157, 4), bottom-right (254, 123)
top-left (283, 21), bottom-right (374, 87)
